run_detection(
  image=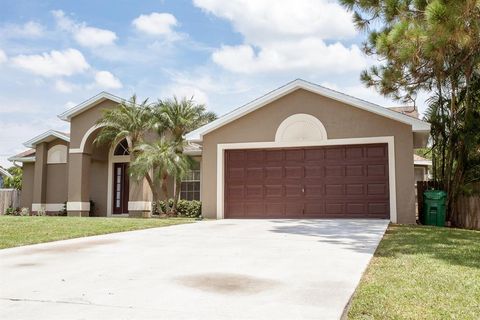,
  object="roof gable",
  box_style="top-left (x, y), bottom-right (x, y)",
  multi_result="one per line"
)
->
top-left (58, 91), bottom-right (123, 121)
top-left (23, 130), bottom-right (70, 148)
top-left (186, 79), bottom-right (431, 142)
